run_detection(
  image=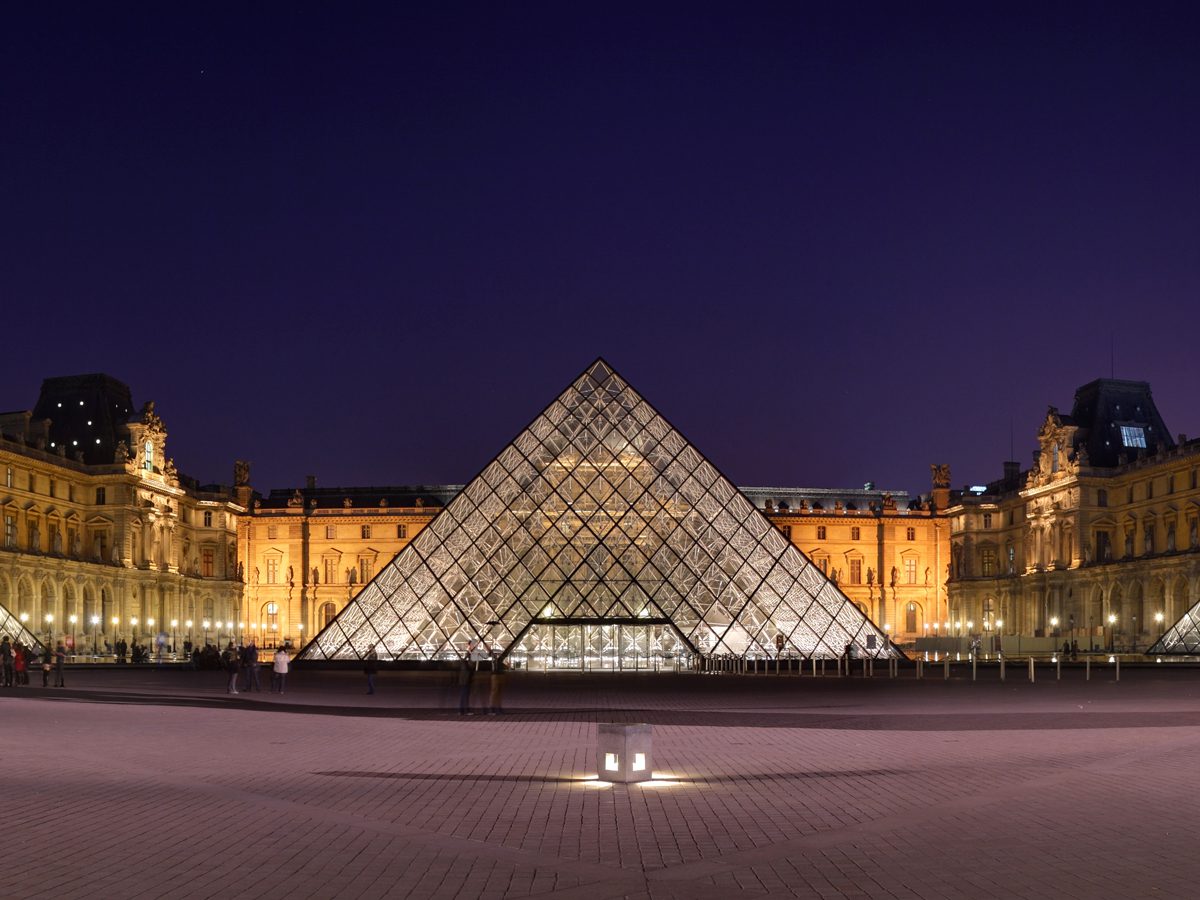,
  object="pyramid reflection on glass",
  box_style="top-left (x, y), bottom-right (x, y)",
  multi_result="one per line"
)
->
top-left (1147, 605), bottom-right (1200, 655)
top-left (0, 602), bottom-right (45, 652)
top-left (299, 359), bottom-right (899, 664)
